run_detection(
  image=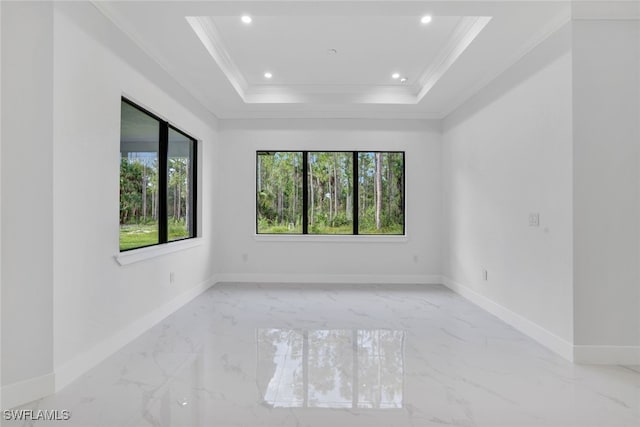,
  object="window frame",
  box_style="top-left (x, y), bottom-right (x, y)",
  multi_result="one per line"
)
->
top-left (120, 97), bottom-right (198, 252)
top-left (256, 150), bottom-right (405, 236)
